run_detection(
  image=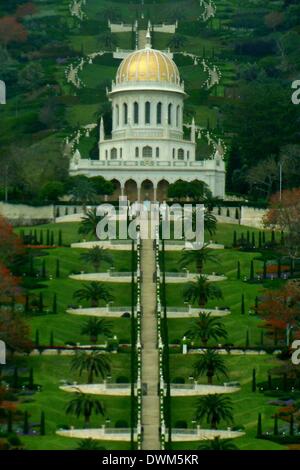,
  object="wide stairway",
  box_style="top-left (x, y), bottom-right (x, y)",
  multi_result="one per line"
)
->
top-left (138, 30), bottom-right (147, 49)
top-left (141, 234), bottom-right (160, 450)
